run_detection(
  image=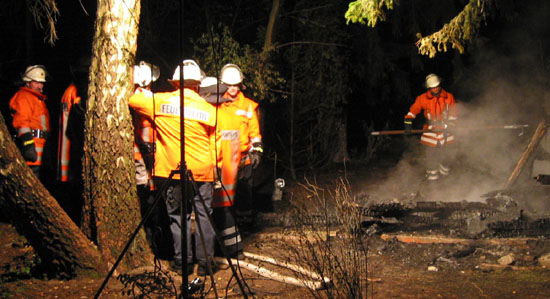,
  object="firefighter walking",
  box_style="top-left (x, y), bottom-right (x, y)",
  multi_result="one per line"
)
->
top-left (404, 73), bottom-right (458, 181)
